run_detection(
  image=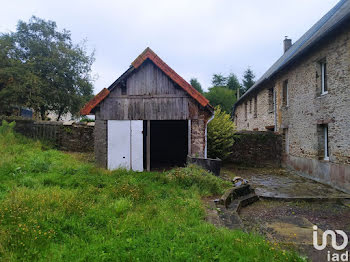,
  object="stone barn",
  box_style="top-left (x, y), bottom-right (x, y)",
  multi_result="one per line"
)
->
top-left (81, 48), bottom-right (214, 171)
